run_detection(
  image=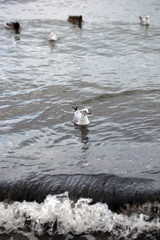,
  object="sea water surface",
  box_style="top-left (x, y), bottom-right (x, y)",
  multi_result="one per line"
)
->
top-left (0, 0), bottom-right (160, 239)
